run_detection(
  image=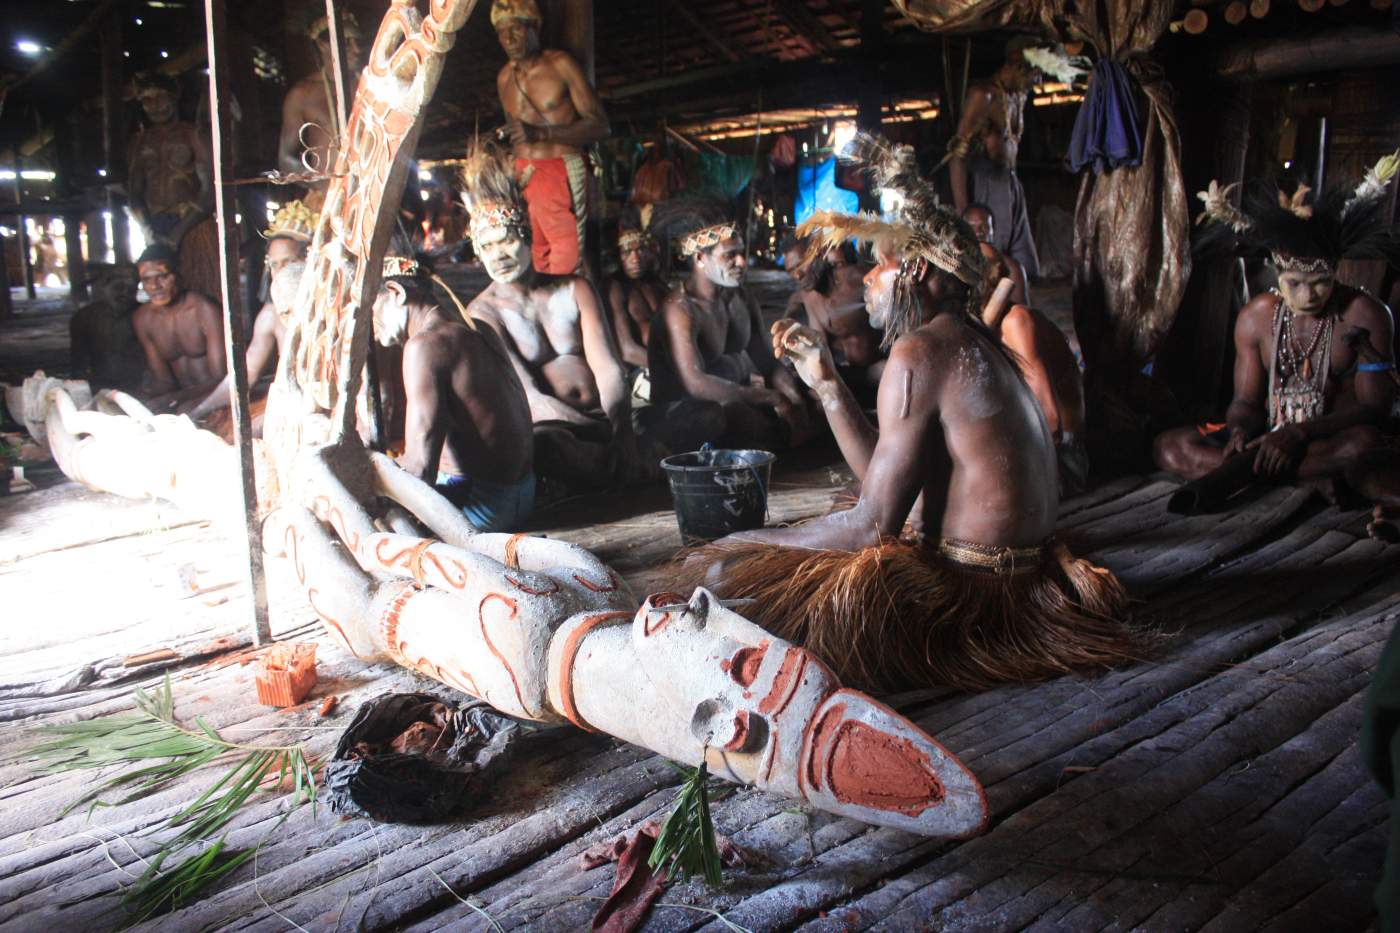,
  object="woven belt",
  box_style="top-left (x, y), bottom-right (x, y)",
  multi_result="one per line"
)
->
top-left (938, 538), bottom-right (1044, 576)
